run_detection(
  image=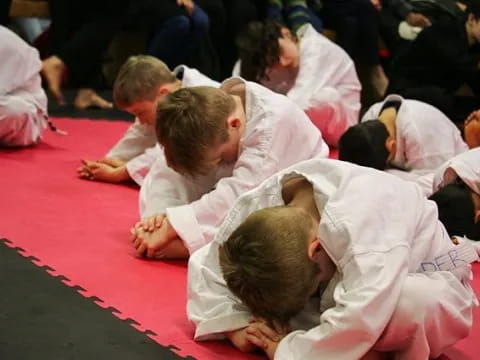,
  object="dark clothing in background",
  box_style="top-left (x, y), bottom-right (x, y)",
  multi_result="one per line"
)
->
top-left (320, 0), bottom-right (381, 66)
top-left (48, 0), bottom-right (130, 87)
top-left (388, 15), bottom-right (480, 122)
